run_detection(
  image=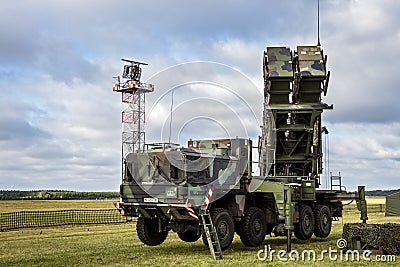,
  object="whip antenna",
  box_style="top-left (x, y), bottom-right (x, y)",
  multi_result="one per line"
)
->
top-left (317, 0), bottom-right (321, 46)
top-left (168, 89), bottom-right (174, 144)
